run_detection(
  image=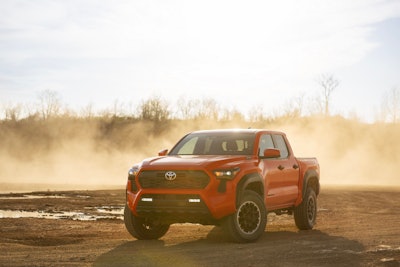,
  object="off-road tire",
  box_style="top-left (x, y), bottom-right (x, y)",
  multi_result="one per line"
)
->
top-left (124, 205), bottom-right (170, 240)
top-left (223, 190), bottom-right (267, 243)
top-left (294, 187), bottom-right (317, 230)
